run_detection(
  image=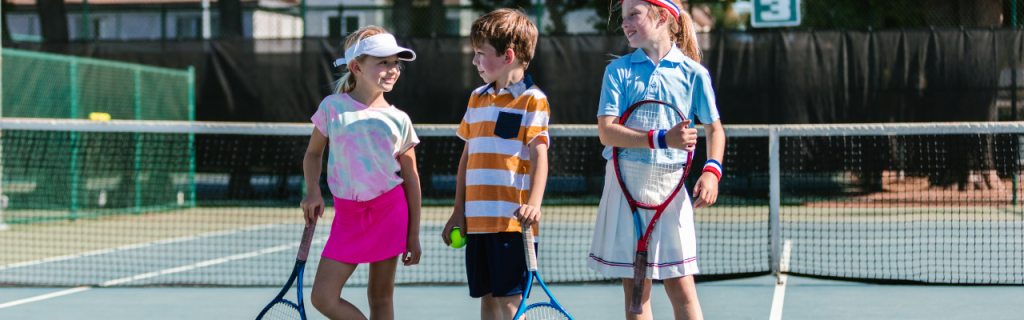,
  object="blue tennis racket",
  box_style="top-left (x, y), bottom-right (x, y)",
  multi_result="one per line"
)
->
top-left (255, 221), bottom-right (317, 320)
top-left (513, 225), bottom-right (574, 320)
